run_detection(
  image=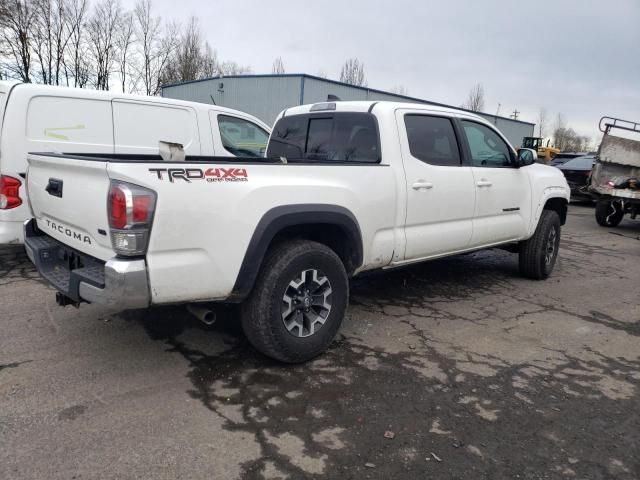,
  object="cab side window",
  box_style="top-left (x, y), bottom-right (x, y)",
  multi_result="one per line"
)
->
top-left (218, 115), bottom-right (269, 157)
top-left (462, 120), bottom-right (513, 168)
top-left (405, 115), bottom-right (461, 166)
